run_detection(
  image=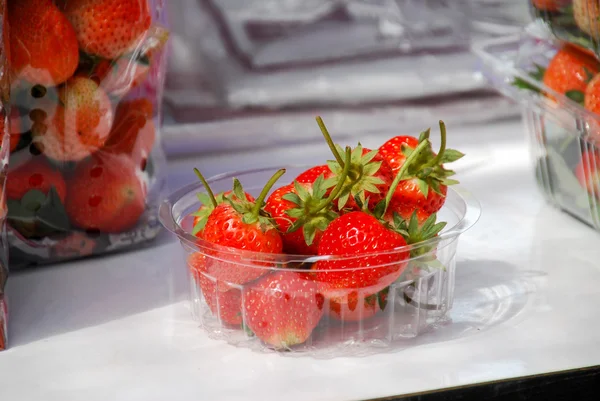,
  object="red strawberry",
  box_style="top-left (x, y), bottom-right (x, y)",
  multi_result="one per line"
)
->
top-left (242, 271), bottom-right (324, 349)
top-left (94, 25), bottom-right (169, 98)
top-left (329, 288), bottom-right (388, 322)
top-left (31, 76), bottom-right (114, 162)
top-left (8, 0), bottom-right (79, 86)
top-left (316, 117), bottom-right (394, 212)
top-left (6, 157), bottom-right (66, 202)
top-left (103, 99), bottom-right (155, 169)
top-left (575, 150), bottom-right (600, 198)
top-left (188, 252), bottom-right (242, 326)
top-left (192, 191), bottom-right (255, 238)
top-left (542, 44), bottom-right (599, 102)
top-left (264, 183), bottom-right (316, 254)
top-left (265, 148), bottom-right (352, 254)
top-left (315, 211), bottom-right (409, 299)
top-left (60, 0), bottom-right (152, 60)
top-left (378, 135), bottom-right (420, 173)
top-left (200, 170), bottom-right (286, 286)
top-left (381, 121), bottom-right (463, 223)
top-left (532, 0), bottom-right (569, 11)
top-left (295, 165), bottom-right (334, 185)
top-left (190, 168), bottom-right (256, 238)
top-left (65, 153), bottom-right (145, 233)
